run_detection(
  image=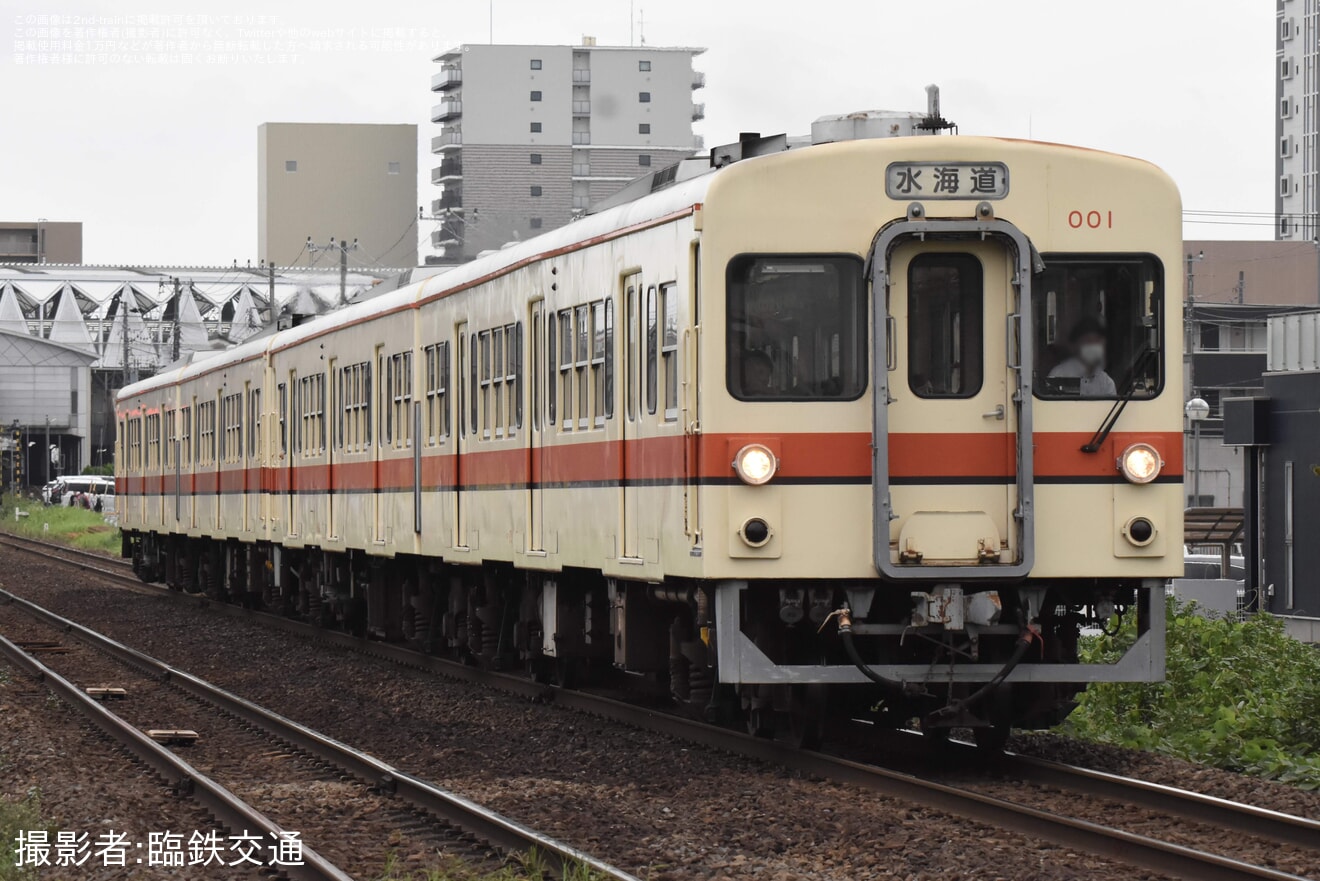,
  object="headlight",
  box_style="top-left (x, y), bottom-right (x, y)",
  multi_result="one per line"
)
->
top-left (1118, 443), bottom-right (1163, 484)
top-left (733, 443), bottom-right (777, 486)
